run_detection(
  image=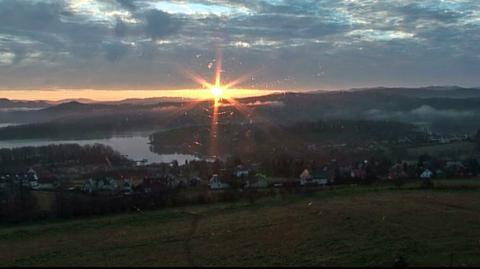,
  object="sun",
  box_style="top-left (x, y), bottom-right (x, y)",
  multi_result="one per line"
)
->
top-left (210, 86), bottom-right (224, 99)
top-left (177, 48), bottom-right (258, 156)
